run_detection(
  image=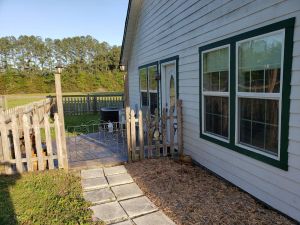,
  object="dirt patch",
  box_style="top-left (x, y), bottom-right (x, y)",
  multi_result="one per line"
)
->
top-left (125, 158), bottom-right (296, 225)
